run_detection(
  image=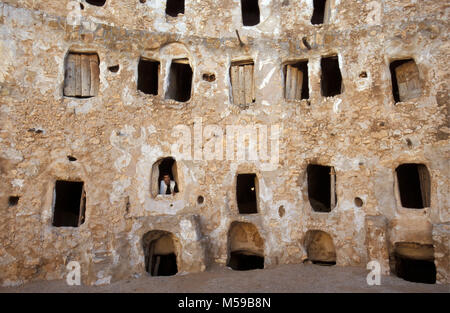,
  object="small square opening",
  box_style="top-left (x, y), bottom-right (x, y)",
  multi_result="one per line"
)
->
top-left (236, 174), bottom-right (257, 214)
top-left (138, 58), bottom-right (159, 95)
top-left (52, 180), bottom-right (86, 227)
top-left (166, 0), bottom-right (185, 17)
top-left (8, 196), bottom-right (20, 207)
